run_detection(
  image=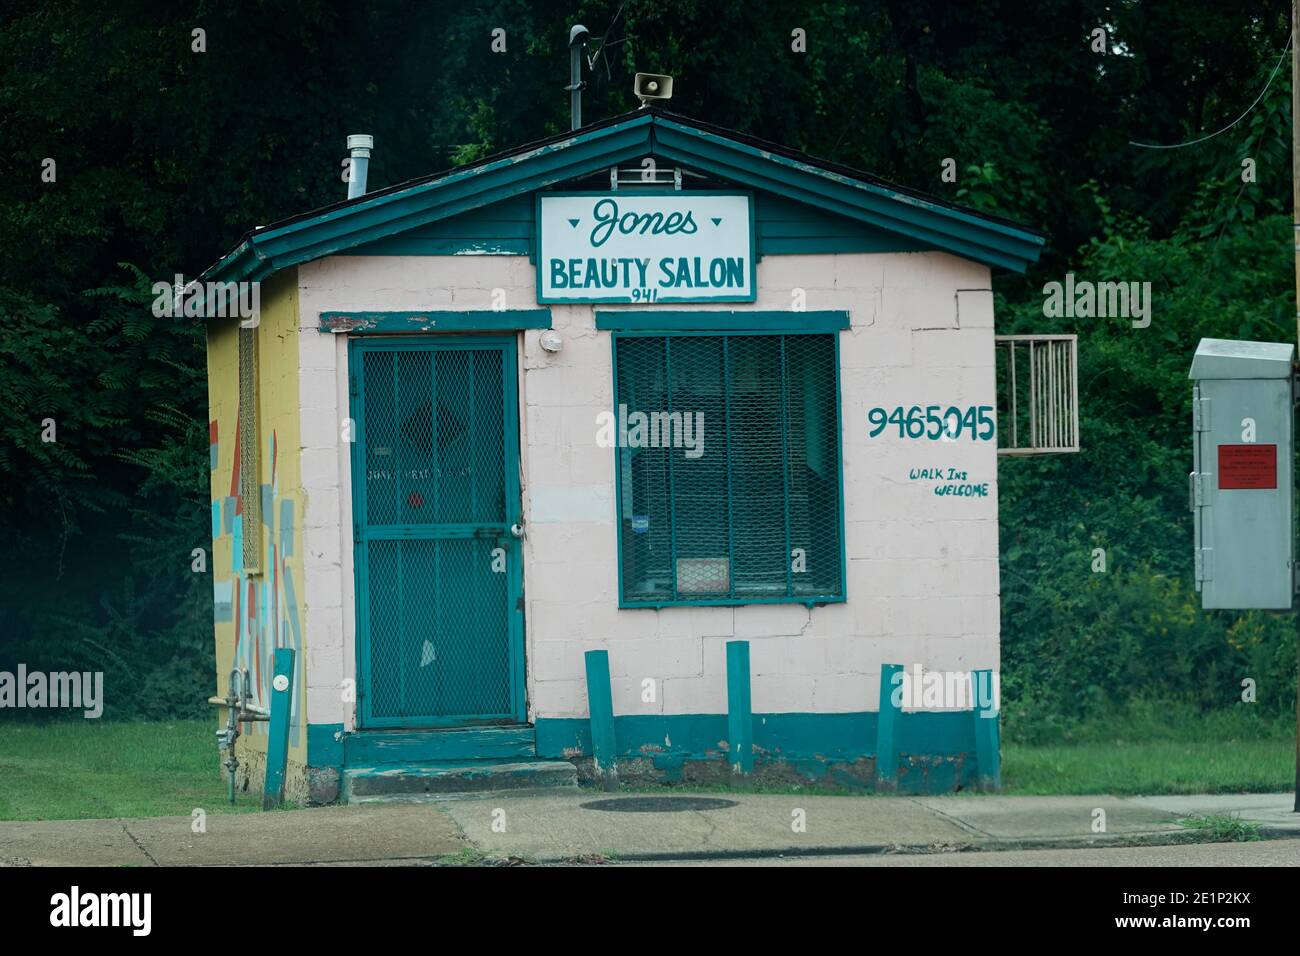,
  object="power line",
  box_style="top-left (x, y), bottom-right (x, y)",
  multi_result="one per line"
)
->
top-left (1129, 32), bottom-right (1291, 150)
